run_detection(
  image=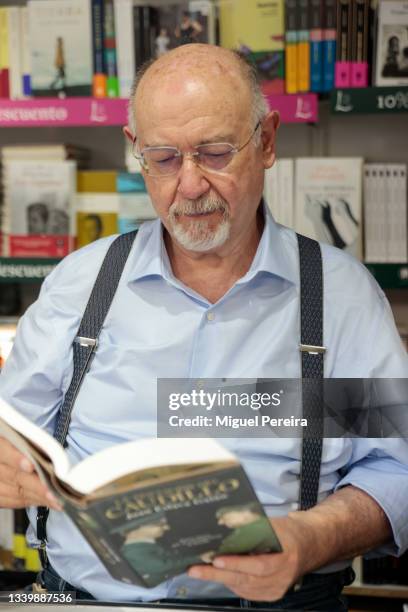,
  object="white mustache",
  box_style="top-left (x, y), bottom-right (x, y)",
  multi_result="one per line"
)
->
top-left (169, 196), bottom-right (229, 219)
